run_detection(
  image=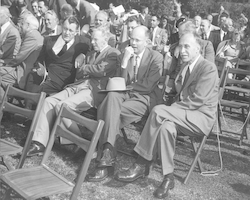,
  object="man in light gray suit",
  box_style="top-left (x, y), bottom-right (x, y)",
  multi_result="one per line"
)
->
top-left (115, 32), bottom-right (219, 199)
